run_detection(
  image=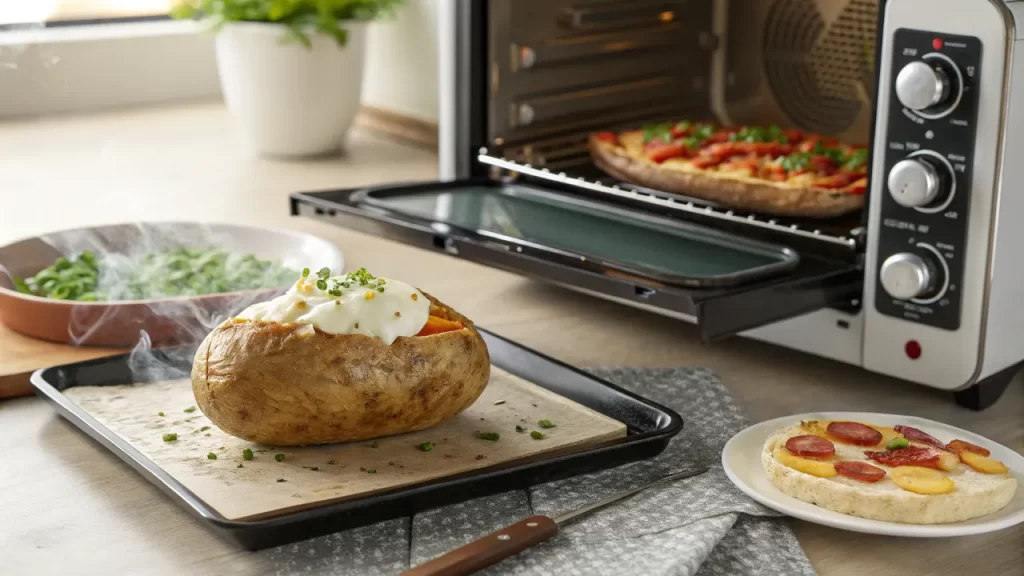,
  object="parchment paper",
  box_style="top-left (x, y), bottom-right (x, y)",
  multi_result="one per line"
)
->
top-left (63, 366), bottom-right (627, 521)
